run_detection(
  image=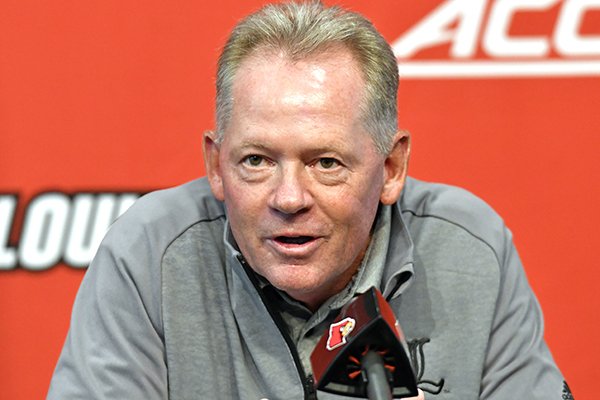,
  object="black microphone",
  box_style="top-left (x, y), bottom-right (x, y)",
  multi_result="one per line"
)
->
top-left (310, 287), bottom-right (417, 399)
